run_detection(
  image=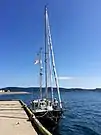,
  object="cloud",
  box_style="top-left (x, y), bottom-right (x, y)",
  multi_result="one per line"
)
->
top-left (58, 76), bottom-right (74, 80)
